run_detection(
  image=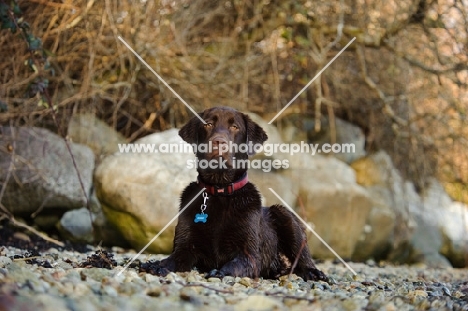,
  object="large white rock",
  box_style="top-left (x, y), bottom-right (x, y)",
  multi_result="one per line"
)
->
top-left (351, 151), bottom-right (413, 262)
top-left (416, 180), bottom-right (468, 267)
top-left (284, 153), bottom-right (373, 260)
top-left (248, 169), bottom-right (296, 208)
top-left (94, 129), bottom-right (196, 253)
top-left (352, 151), bottom-right (467, 267)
